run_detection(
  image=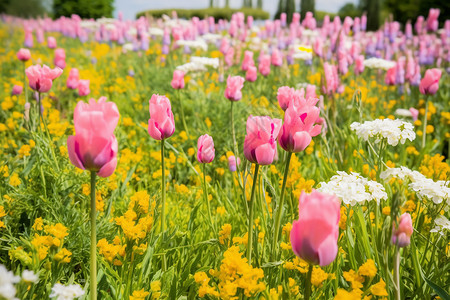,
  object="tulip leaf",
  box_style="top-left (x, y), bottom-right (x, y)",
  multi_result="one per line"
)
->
top-left (423, 276), bottom-right (450, 300)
